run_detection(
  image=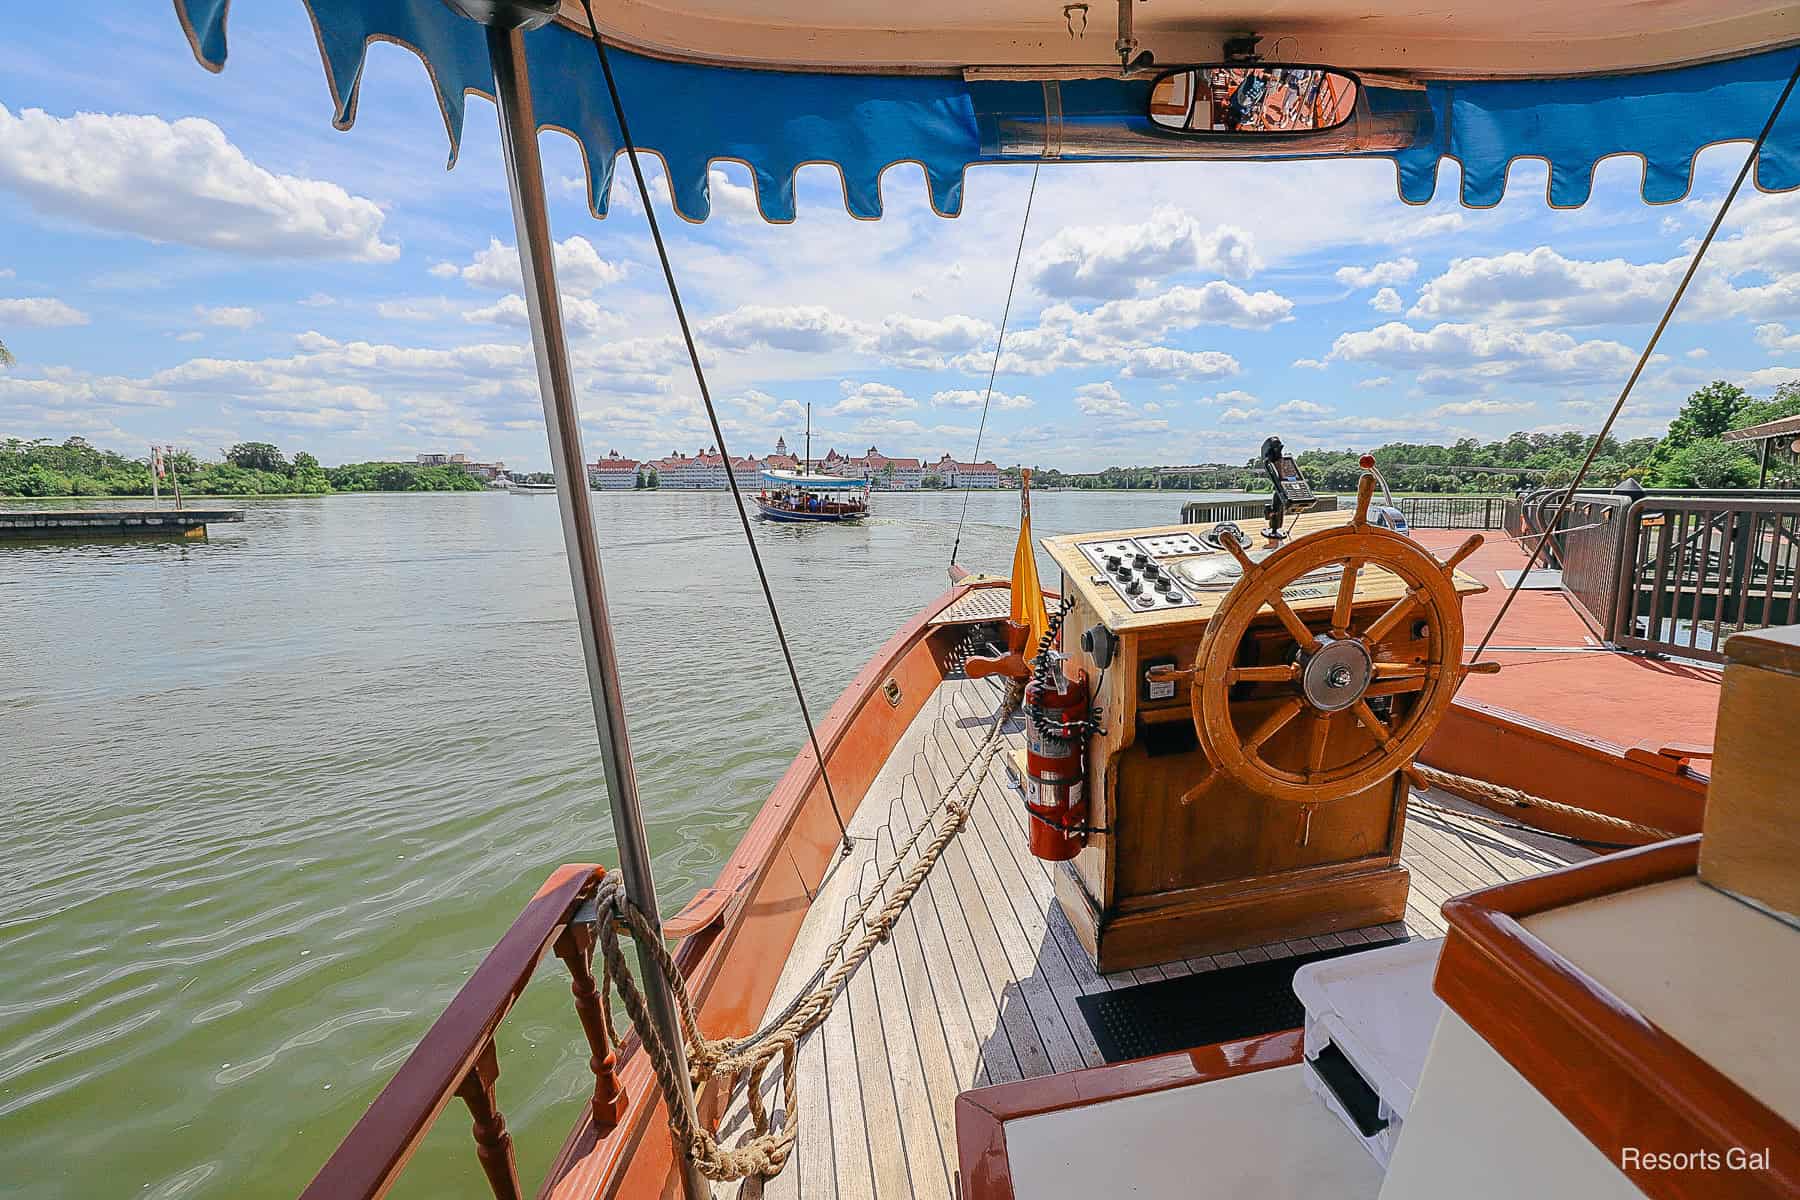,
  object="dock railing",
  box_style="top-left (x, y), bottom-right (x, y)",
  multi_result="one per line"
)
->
top-left (1522, 488), bottom-right (1800, 662)
top-left (298, 864), bottom-right (626, 1200)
